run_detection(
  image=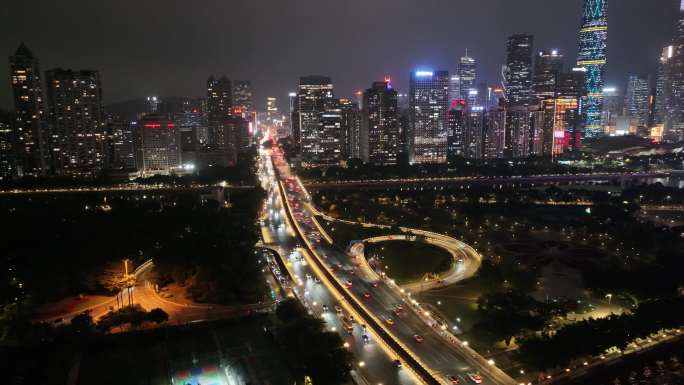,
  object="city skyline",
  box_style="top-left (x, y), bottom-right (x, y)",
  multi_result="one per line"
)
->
top-left (0, 0), bottom-right (679, 111)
